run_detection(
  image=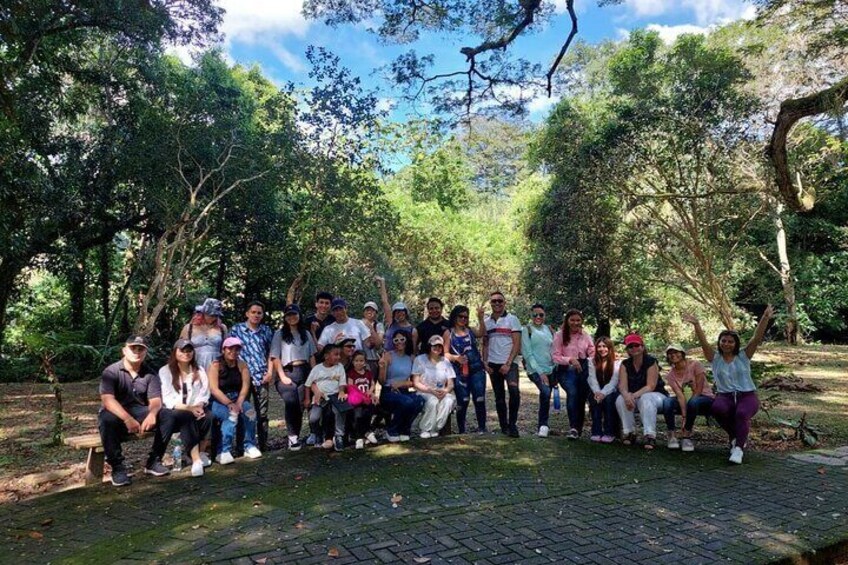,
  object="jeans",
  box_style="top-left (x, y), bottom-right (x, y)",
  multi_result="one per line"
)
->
top-left (381, 389), bottom-right (425, 436)
top-left (251, 381), bottom-right (270, 450)
top-left (418, 392), bottom-right (456, 434)
top-left (454, 368), bottom-right (487, 433)
top-left (489, 363), bottom-right (520, 431)
top-left (527, 372), bottom-right (553, 428)
top-left (711, 391), bottom-right (759, 449)
top-left (662, 395), bottom-right (714, 432)
top-left (615, 392), bottom-right (667, 436)
top-left (588, 391), bottom-right (619, 437)
top-left (352, 404), bottom-right (373, 439)
top-left (308, 395), bottom-right (346, 439)
top-left (98, 405), bottom-right (165, 469)
top-left (211, 392), bottom-right (258, 455)
top-left (274, 365), bottom-right (308, 439)
top-left (560, 359), bottom-right (590, 432)
top-left (157, 407), bottom-right (212, 456)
